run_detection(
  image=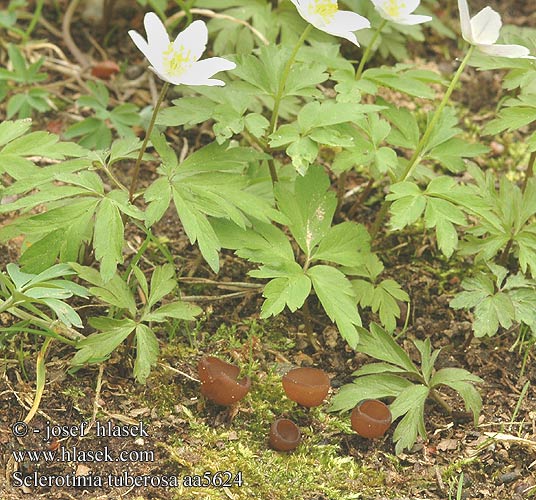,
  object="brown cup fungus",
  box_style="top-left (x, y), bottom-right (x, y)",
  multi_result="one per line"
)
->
top-left (351, 399), bottom-right (392, 439)
top-left (197, 356), bottom-right (251, 406)
top-left (269, 418), bottom-right (301, 452)
top-left (282, 367), bottom-right (330, 407)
